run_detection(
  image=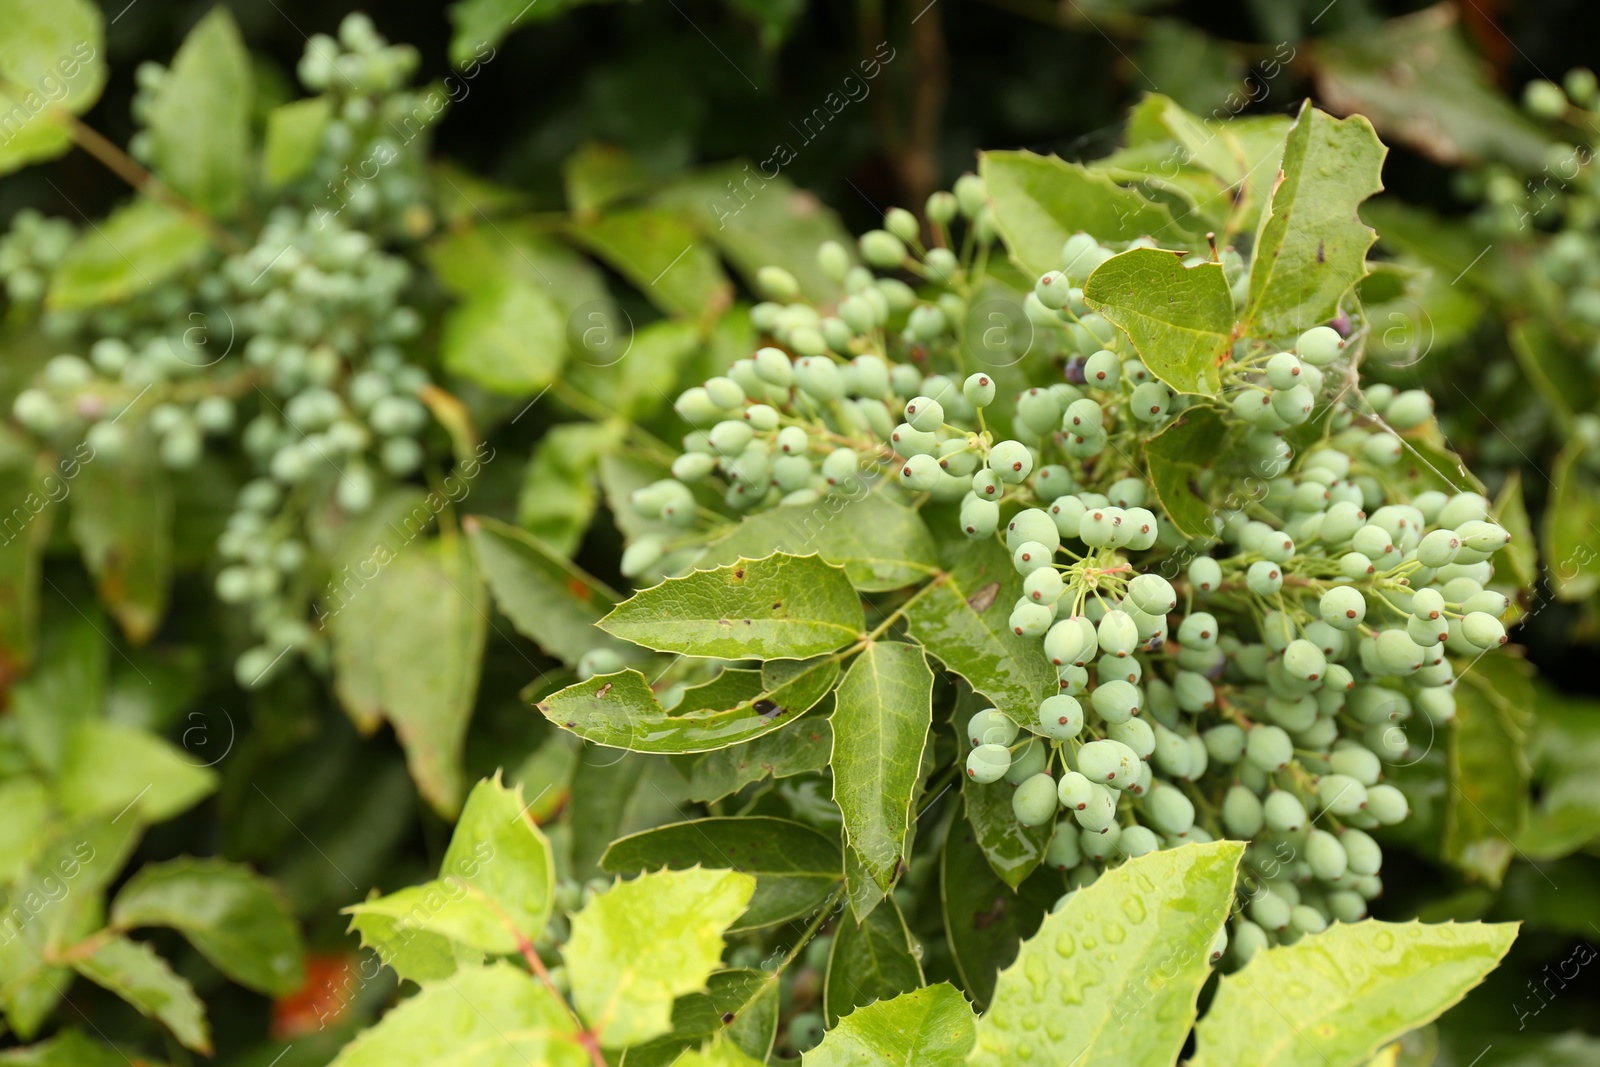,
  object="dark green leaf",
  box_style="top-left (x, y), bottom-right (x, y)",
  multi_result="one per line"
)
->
top-left (823, 896), bottom-right (923, 1027)
top-left (1446, 655), bottom-right (1533, 885)
top-left (1085, 248), bottom-right (1235, 396)
top-left (902, 537), bottom-right (1055, 722)
top-left (680, 705), bottom-right (833, 803)
top-left (1243, 101), bottom-right (1385, 337)
top-left (467, 514), bottom-right (626, 670)
top-left (615, 969), bottom-right (779, 1067)
top-left (832, 641), bottom-right (933, 892)
top-left (535, 658), bottom-right (839, 753)
top-left (600, 554), bottom-right (864, 659)
top-left (701, 492), bottom-right (939, 592)
top-left (938, 812), bottom-right (1053, 1008)
top-left (1143, 405), bottom-right (1232, 540)
top-left (563, 142), bottom-right (657, 219)
top-left (1545, 441), bottom-right (1600, 602)
top-left (955, 713), bottom-right (1050, 889)
top-left (603, 817), bottom-right (840, 930)
top-left (514, 422), bottom-right (625, 556)
top-left (0, 428), bottom-right (49, 672)
top-left (111, 858), bottom-right (304, 996)
top-left (1313, 4), bottom-right (1553, 170)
